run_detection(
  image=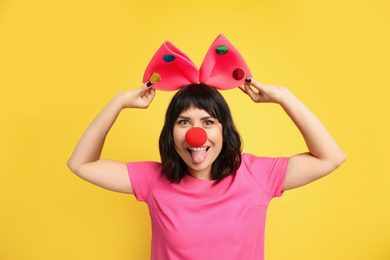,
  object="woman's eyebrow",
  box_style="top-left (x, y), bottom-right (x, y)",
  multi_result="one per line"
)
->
top-left (177, 115), bottom-right (214, 120)
top-left (177, 115), bottom-right (190, 120)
